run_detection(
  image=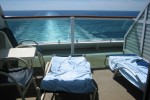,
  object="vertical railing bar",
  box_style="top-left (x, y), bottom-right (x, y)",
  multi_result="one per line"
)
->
top-left (140, 8), bottom-right (147, 57)
top-left (70, 17), bottom-right (75, 55)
